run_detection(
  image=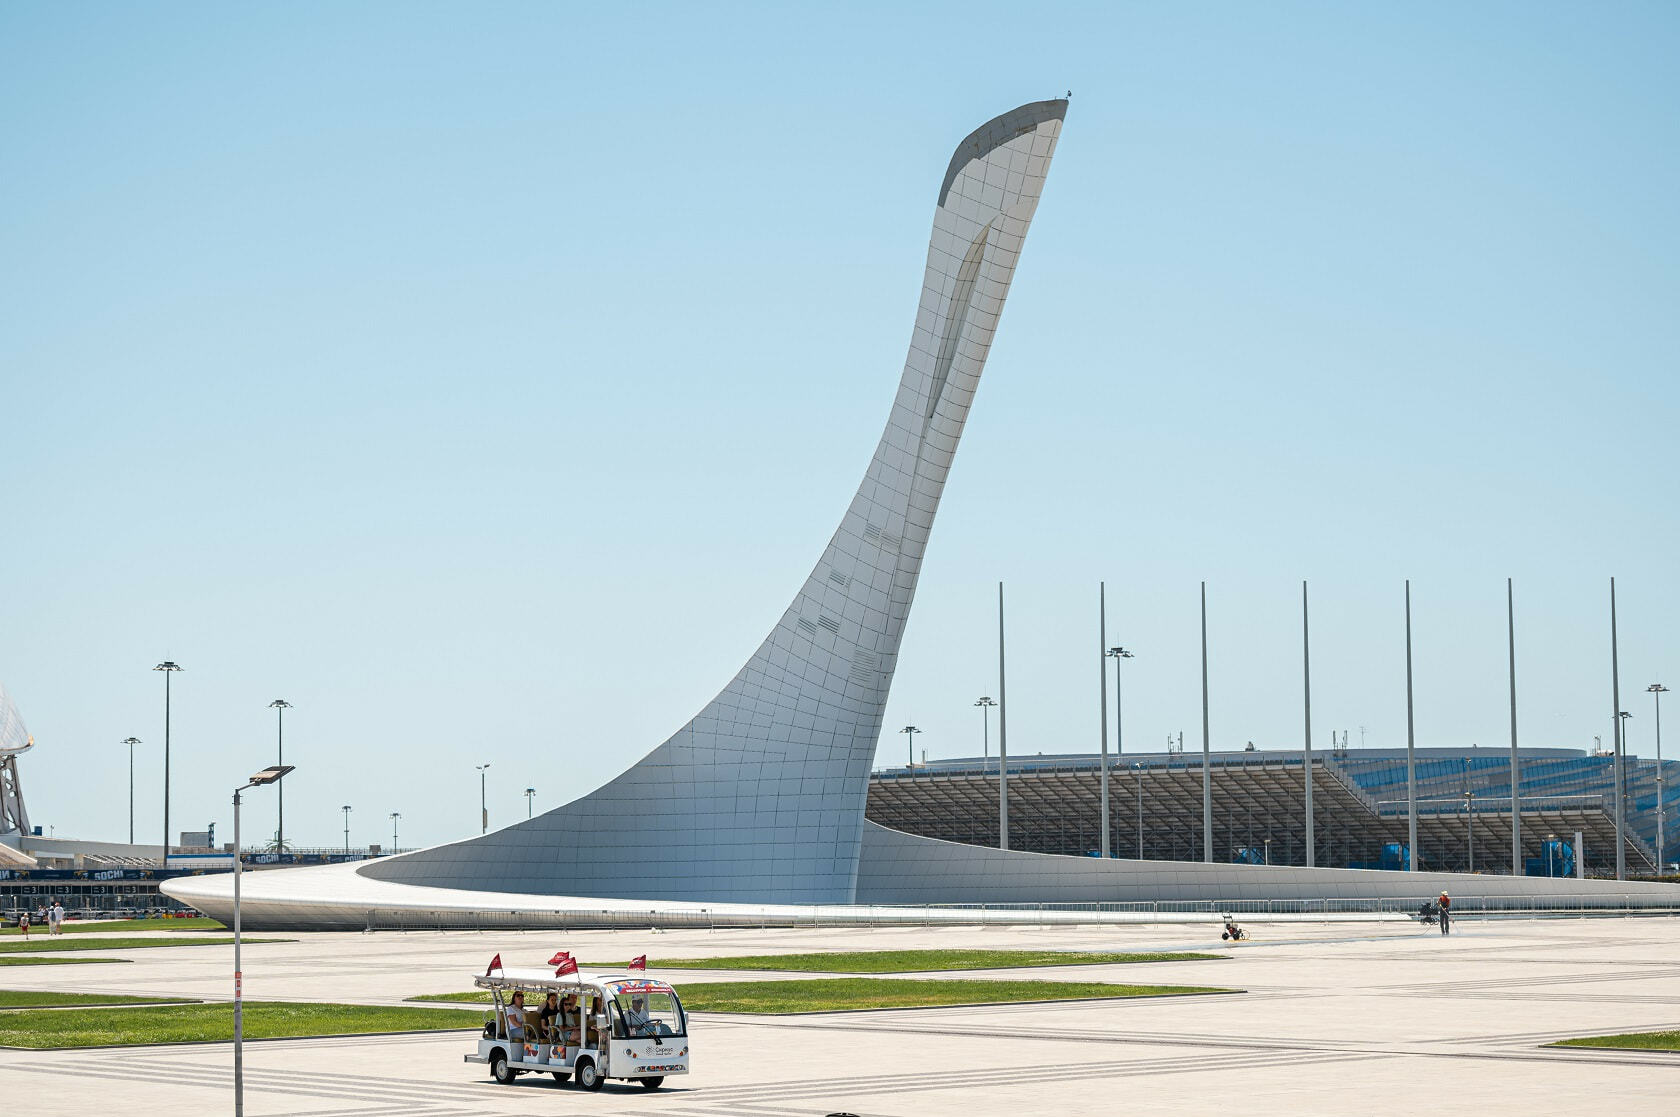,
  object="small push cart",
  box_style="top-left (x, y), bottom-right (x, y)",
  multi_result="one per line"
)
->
top-left (464, 967), bottom-right (689, 1091)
